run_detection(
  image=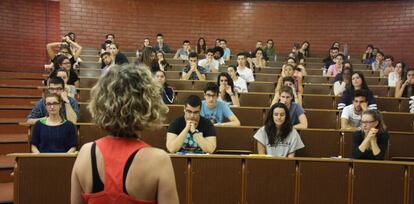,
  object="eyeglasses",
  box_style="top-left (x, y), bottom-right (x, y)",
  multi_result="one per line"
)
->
top-left (45, 102), bottom-right (60, 107)
top-left (185, 109), bottom-right (200, 116)
top-left (361, 120), bottom-right (376, 124)
top-left (353, 100), bottom-right (366, 103)
top-left (205, 93), bottom-right (217, 98)
top-left (48, 87), bottom-right (63, 91)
